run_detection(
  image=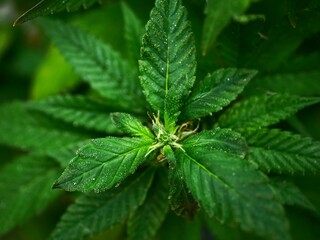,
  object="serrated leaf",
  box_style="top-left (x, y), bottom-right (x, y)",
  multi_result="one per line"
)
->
top-left (140, 0), bottom-right (196, 130)
top-left (181, 68), bottom-right (257, 121)
top-left (127, 169), bottom-right (168, 240)
top-left (14, 0), bottom-right (101, 26)
top-left (0, 155), bottom-right (60, 235)
top-left (50, 168), bottom-right (155, 240)
top-left (182, 128), bottom-right (248, 158)
top-left (176, 147), bottom-right (290, 240)
top-left (270, 179), bottom-right (316, 211)
top-left (202, 0), bottom-right (251, 55)
top-left (244, 129), bottom-right (320, 174)
top-left (163, 145), bottom-right (199, 220)
top-left (218, 94), bottom-right (320, 130)
top-left (29, 95), bottom-right (120, 133)
top-left (0, 102), bottom-right (86, 154)
top-left (121, 2), bottom-right (144, 67)
top-left (41, 19), bottom-right (142, 109)
top-left (111, 113), bottom-right (154, 140)
top-left (54, 137), bottom-right (153, 192)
